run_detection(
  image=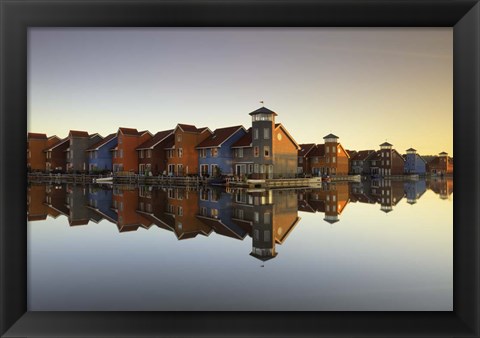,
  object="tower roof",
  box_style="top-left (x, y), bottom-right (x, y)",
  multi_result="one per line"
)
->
top-left (323, 133), bottom-right (339, 139)
top-left (249, 106), bottom-right (278, 116)
top-left (406, 148), bottom-right (416, 152)
top-left (380, 142), bottom-right (393, 147)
